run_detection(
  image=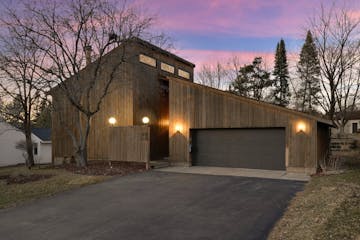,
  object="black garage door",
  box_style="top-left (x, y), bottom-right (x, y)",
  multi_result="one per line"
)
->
top-left (191, 128), bottom-right (285, 170)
